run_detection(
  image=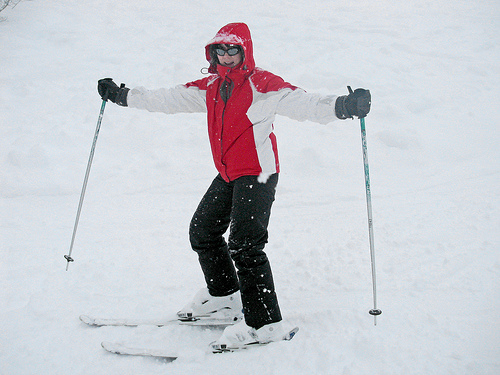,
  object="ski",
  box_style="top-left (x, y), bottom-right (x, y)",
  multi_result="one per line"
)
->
top-left (100, 327), bottom-right (299, 359)
top-left (101, 341), bottom-right (179, 360)
top-left (80, 314), bottom-right (241, 327)
top-left (80, 315), bottom-right (178, 327)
